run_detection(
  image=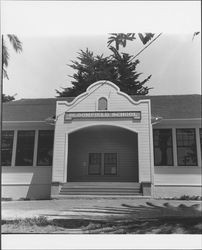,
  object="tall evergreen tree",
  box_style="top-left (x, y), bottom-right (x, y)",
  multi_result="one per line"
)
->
top-left (56, 33), bottom-right (153, 97)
